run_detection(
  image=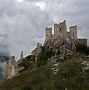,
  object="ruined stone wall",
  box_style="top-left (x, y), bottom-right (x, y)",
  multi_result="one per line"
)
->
top-left (77, 39), bottom-right (87, 46)
top-left (70, 25), bottom-right (77, 41)
top-left (45, 27), bottom-right (52, 43)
